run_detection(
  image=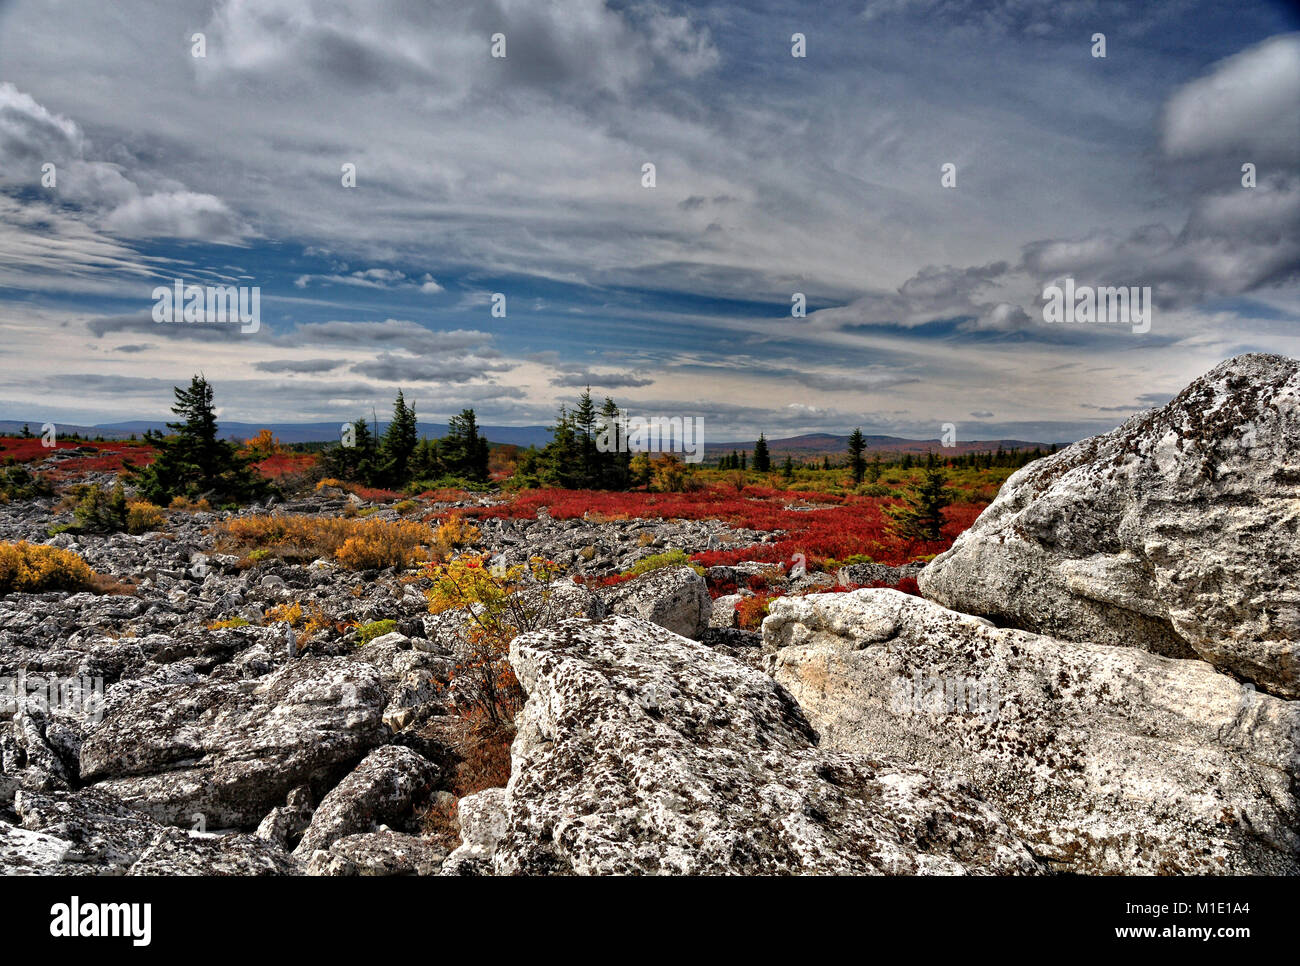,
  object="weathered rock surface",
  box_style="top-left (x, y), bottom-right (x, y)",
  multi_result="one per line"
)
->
top-left (4, 787), bottom-right (299, 874)
top-left (446, 615), bottom-right (1042, 875)
top-left (305, 830), bottom-right (445, 875)
top-left (294, 745), bottom-right (438, 856)
top-left (920, 353), bottom-right (1300, 699)
top-left (764, 589), bottom-right (1300, 874)
top-left (599, 567), bottom-right (711, 640)
top-left (79, 656), bottom-right (387, 827)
